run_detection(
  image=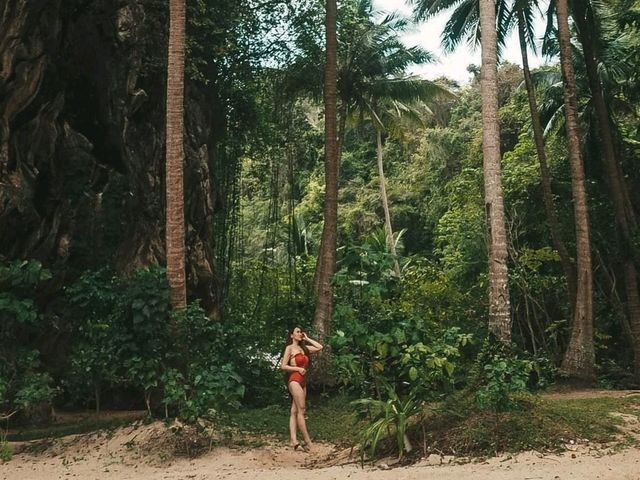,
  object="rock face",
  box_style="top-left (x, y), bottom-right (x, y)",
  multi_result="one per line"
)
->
top-left (0, 0), bottom-right (220, 315)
